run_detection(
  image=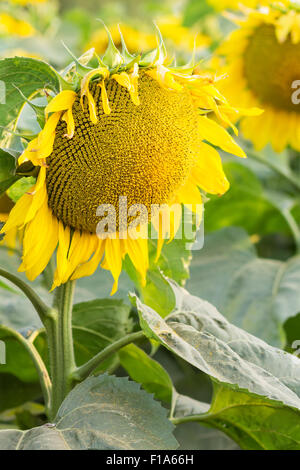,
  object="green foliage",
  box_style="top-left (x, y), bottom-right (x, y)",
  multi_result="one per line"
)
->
top-left (0, 0), bottom-right (300, 451)
top-left (0, 57), bottom-right (60, 141)
top-left (134, 279), bottom-right (300, 449)
top-left (183, 0), bottom-right (215, 27)
top-left (119, 343), bottom-right (173, 402)
top-left (174, 385), bottom-right (300, 450)
top-left (0, 375), bottom-right (178, 450)
top-left (205, 162), bottom-right (295, 237)
top-left (7, 177), bottom-right (36, 203)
